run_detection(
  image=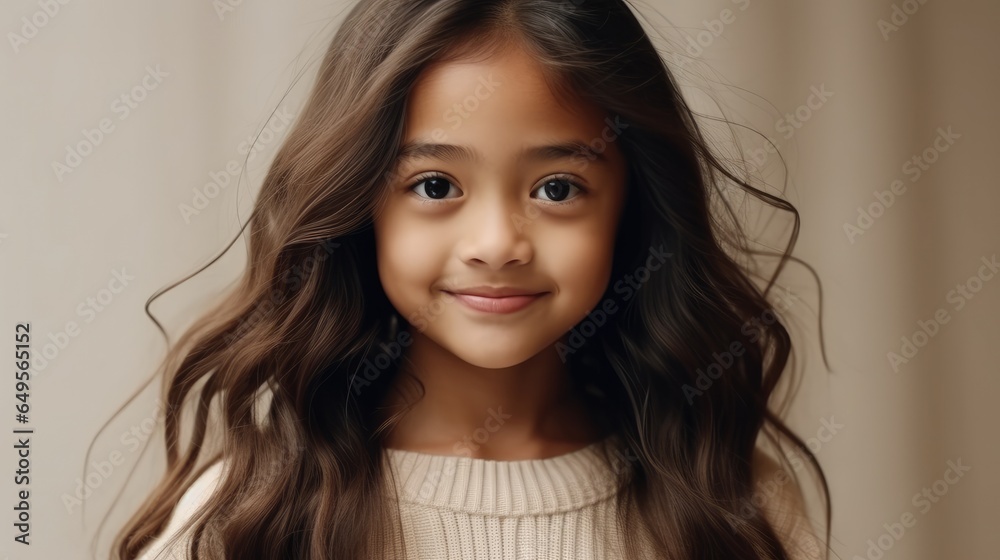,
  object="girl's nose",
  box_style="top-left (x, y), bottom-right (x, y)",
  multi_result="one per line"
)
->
top-left (457, 191), bottom-right (534, 270)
